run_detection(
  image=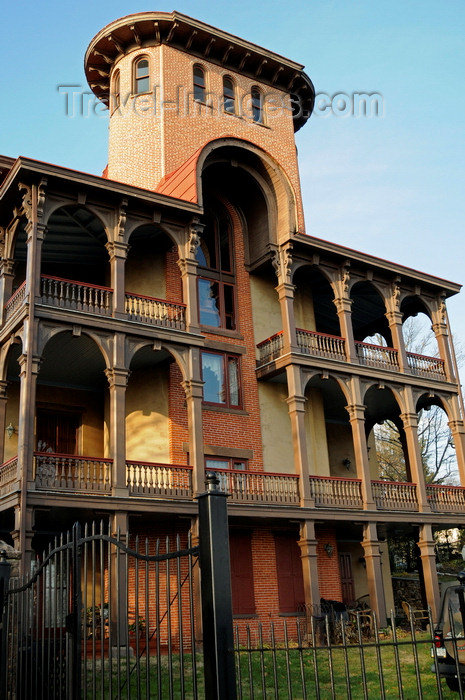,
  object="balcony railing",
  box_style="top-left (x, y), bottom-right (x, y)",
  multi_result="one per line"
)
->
top-left (355, 341), bottom-right (399, 371)
top-left (297, 329), bottom-right (346, 361)
top-left (41, 276), bottom-right (112, 316)
top-left (4, 282), bottom-right (27, 321)
top-left (256, 331), bottom-right (284, 366)
top-left (407, 352), bottom-right (446, 380)
top-left (427, 484), bottom-right (465, 512)
top-left (215, 468), bottom-right (300, 504)
top-left (125, 293), bottom-right (186, 330)
top-left (372, 480), bottom-right (418, 511)
top-left (34, 453), bottom-right (112, 493)
top-left (309, 476), bottom-right (363, 508)
top-left (127, 461), bottom-right (192, 498)
top-left (0, 456), bottom-right (18, 496)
